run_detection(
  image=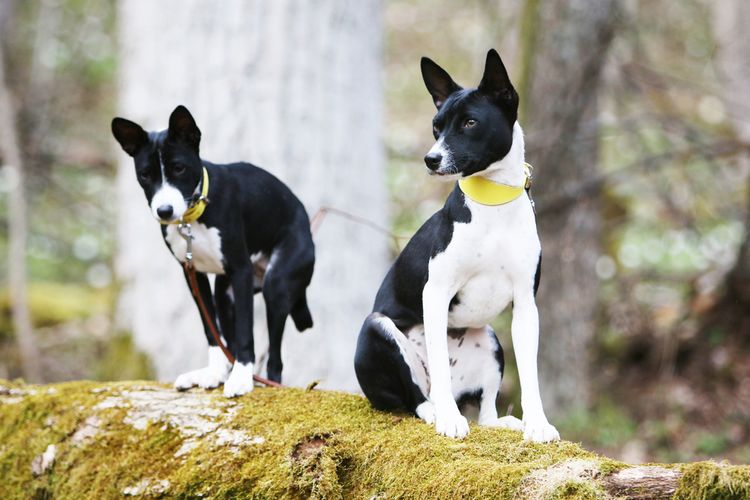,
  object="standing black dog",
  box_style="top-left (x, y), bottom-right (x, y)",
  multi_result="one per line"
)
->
top-left (112, 105), bottom-right (315, 397)
top-left (354, 50), bottom-right (559, 442)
